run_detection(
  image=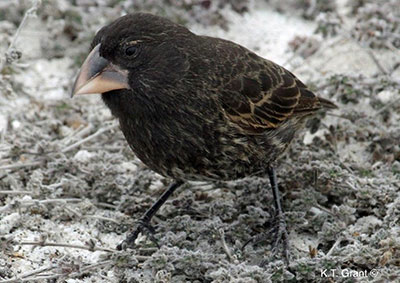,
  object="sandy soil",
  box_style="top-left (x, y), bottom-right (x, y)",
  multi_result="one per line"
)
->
top-left (1, 0), bottom-right (399, 282)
